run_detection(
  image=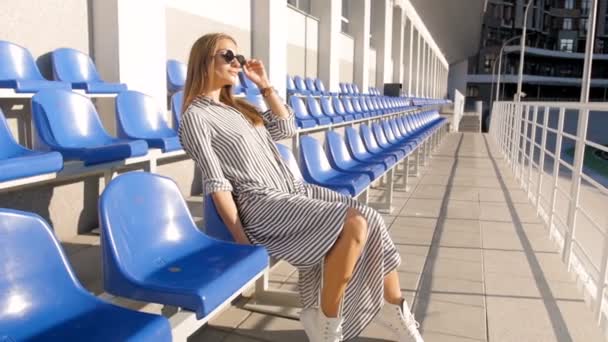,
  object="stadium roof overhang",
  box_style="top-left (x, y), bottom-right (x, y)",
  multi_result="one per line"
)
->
top-left (408, 0), bottom-right (486, 65)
